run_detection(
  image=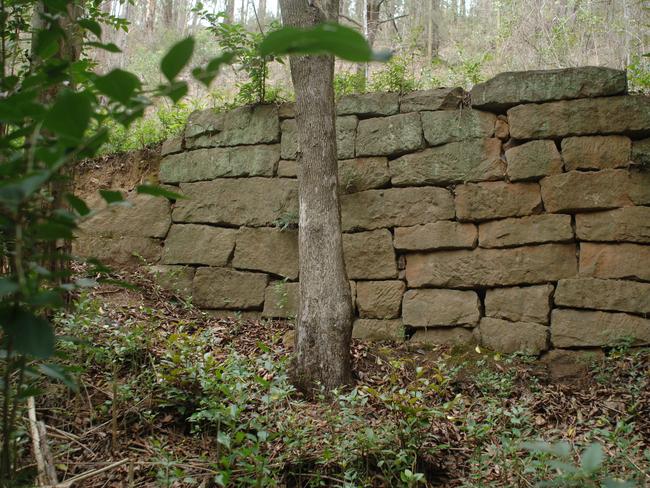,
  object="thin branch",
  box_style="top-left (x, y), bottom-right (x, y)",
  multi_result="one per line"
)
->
top-left (338, 13), bottom-right (362, 27)
top-left (378, 14), bottom-right (408, 25)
